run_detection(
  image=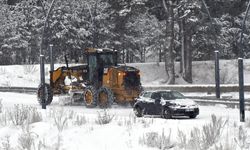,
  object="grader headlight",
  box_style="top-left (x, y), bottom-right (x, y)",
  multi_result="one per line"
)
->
top-left (118, 72), bottom-right (126, 76)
